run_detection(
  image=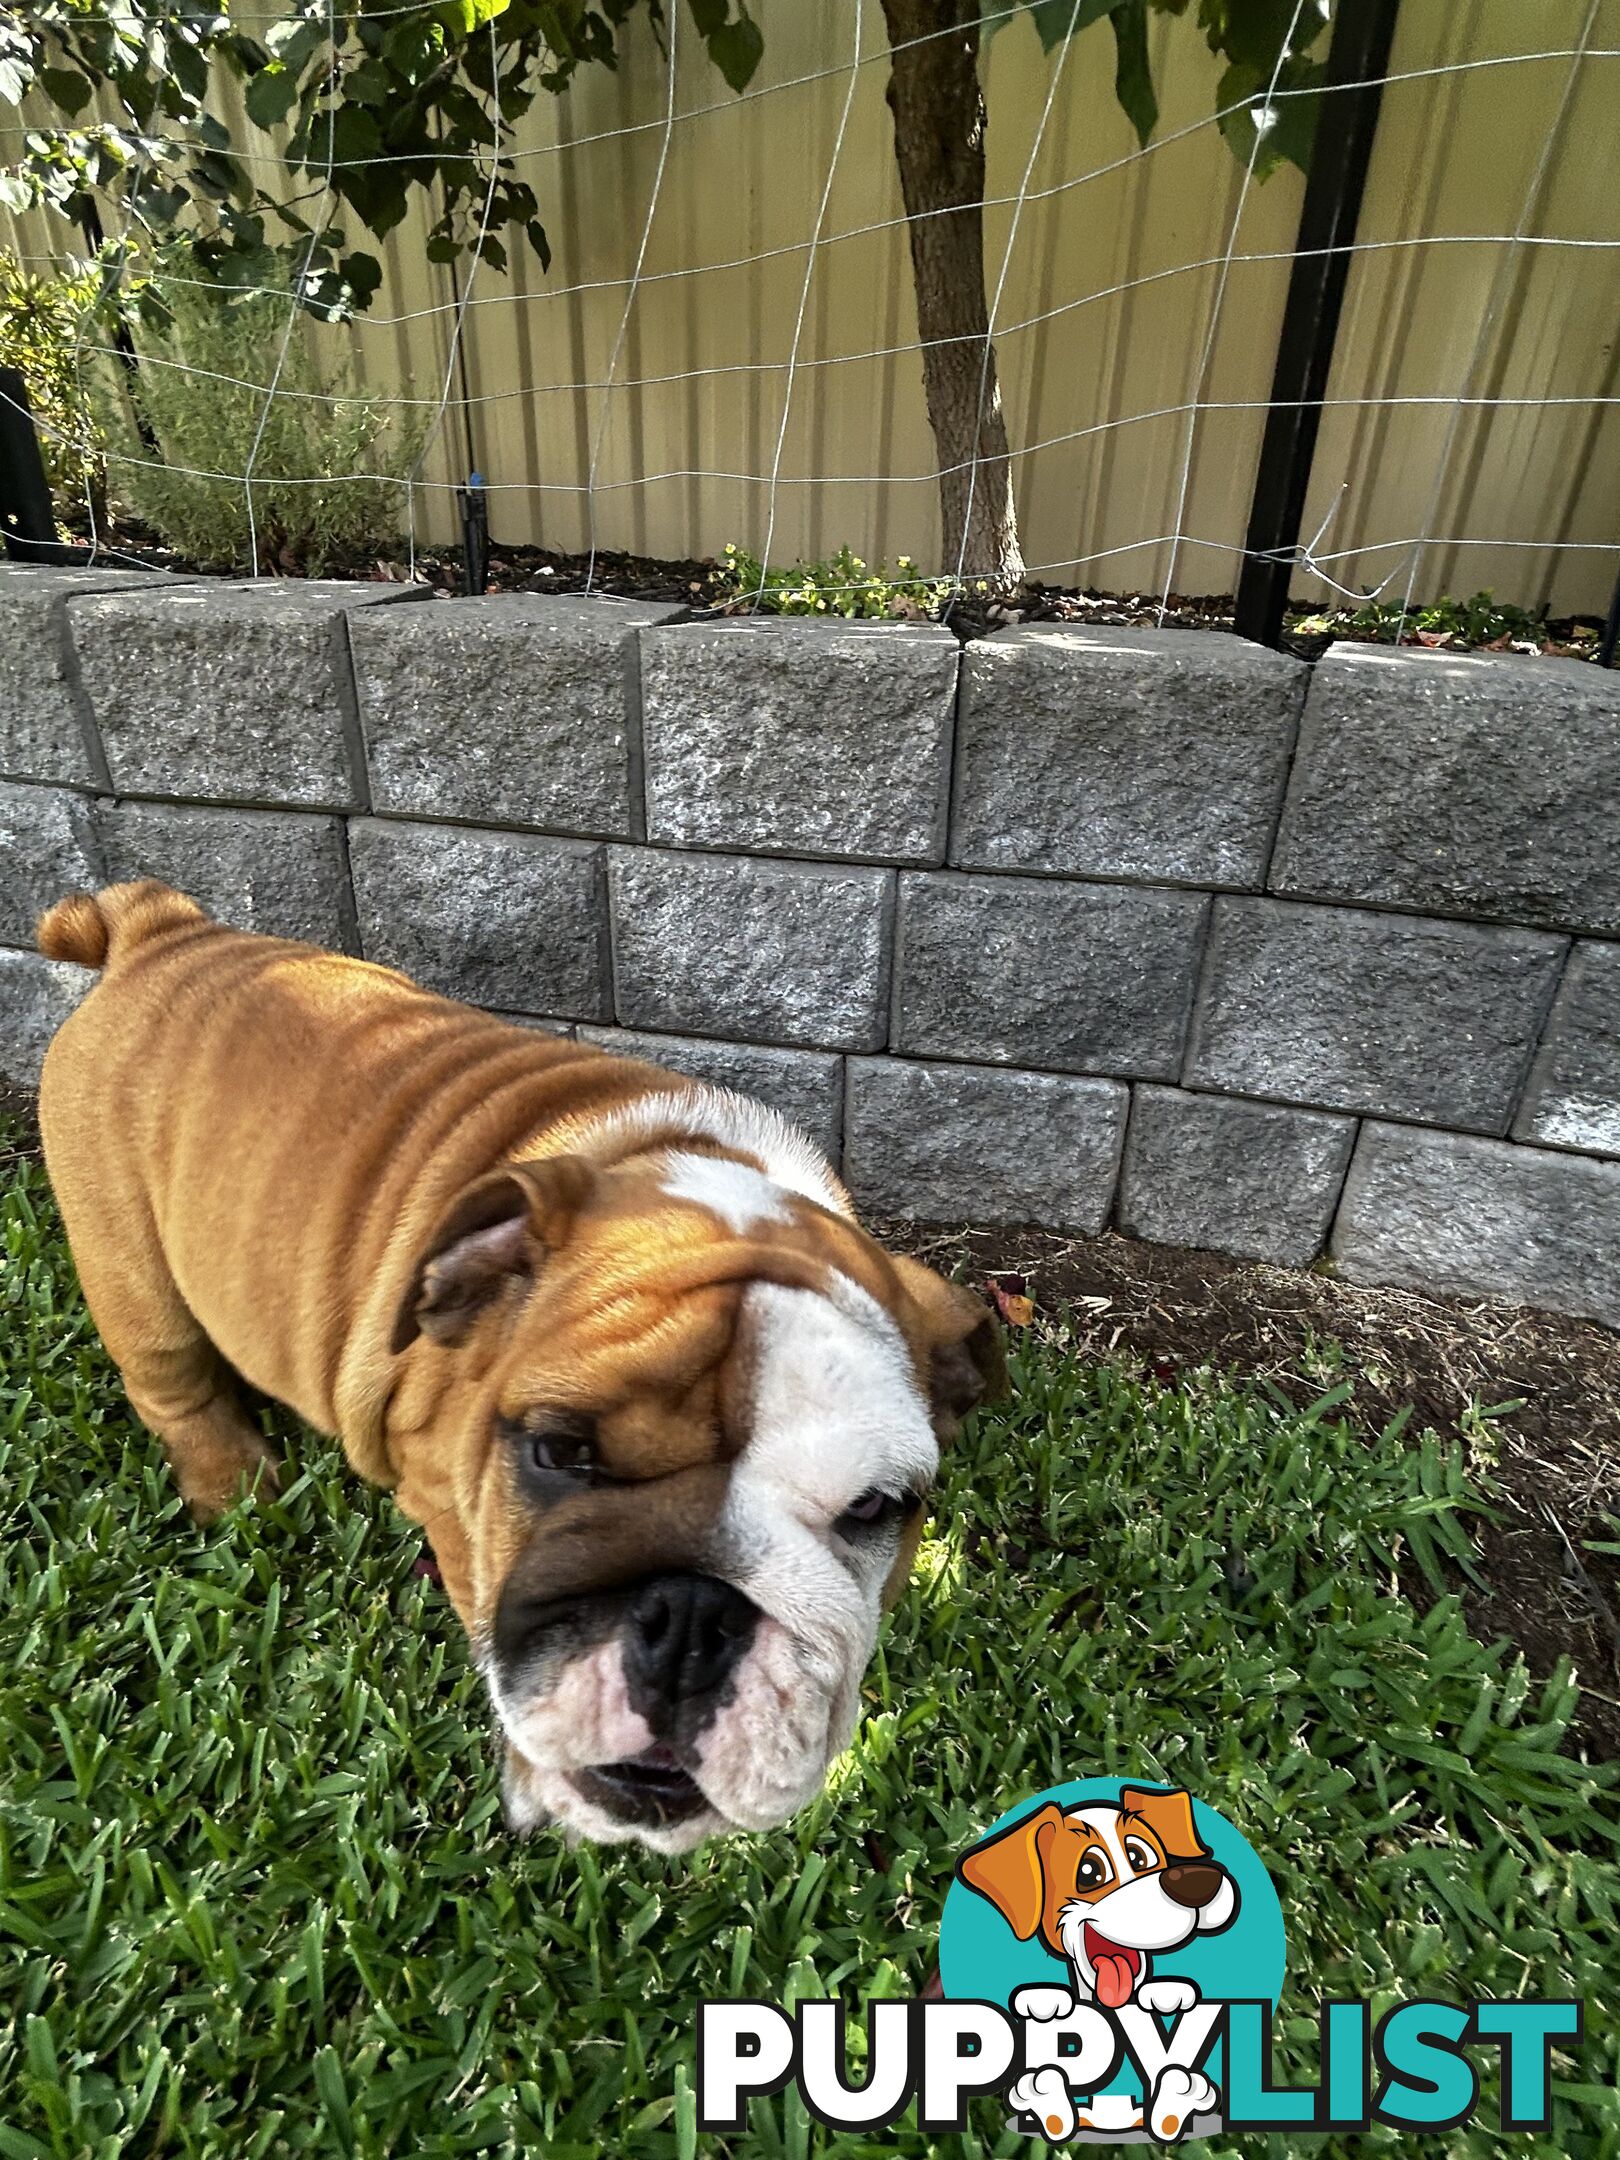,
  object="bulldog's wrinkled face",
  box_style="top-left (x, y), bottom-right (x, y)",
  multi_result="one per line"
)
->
top-left (387, 1133), bottom-right (1000, 1853)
